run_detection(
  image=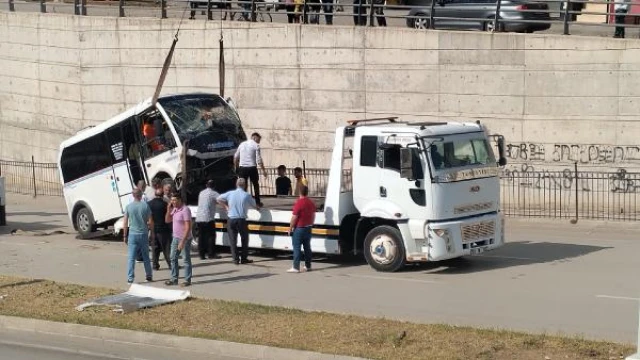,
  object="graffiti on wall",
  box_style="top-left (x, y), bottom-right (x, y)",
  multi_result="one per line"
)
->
top-left (505, 143), bottom-right (640, 165)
